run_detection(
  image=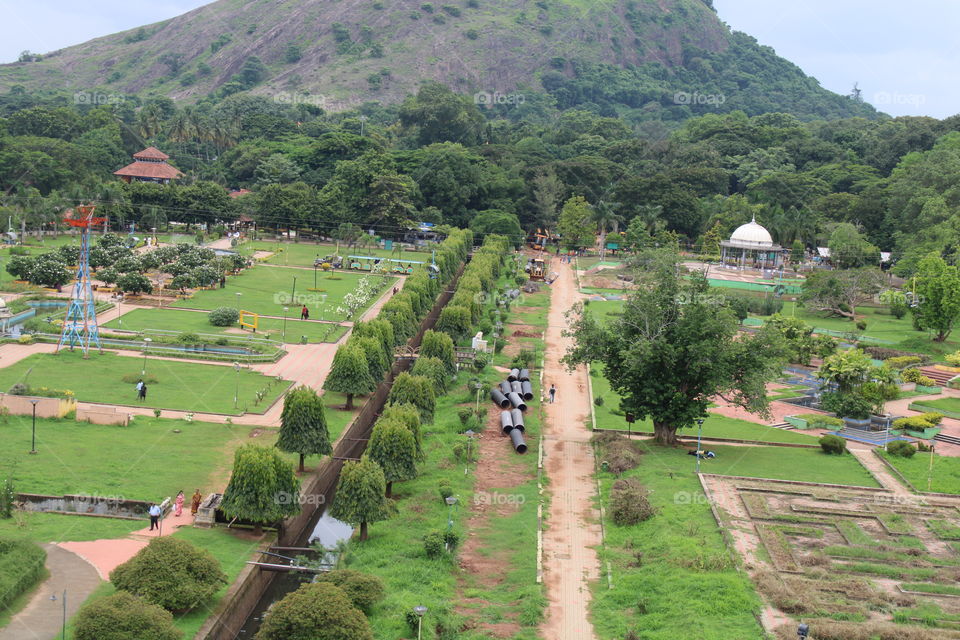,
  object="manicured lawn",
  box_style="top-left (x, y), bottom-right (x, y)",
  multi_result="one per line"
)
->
top-left (253, 241), bottom-right (432, 268)
top-left (103, 307), bottom-right (348, 344)
top-left (171, 264), bottom-right (396, 322)
top-left (910, 397), bottom-right (960, 415)
top-left (594, 442), bottom-right (764, 639)
top-left (0, 415), bottom-right (263, 501)
top-left (878, 450), bottom-right (960, 494)
top-left (0, 351), bottom-right (288, 415)
top-left (0, 512), bottom-right (143, 543)
top-left (696, 444), bottom-right (880, 486)
top-left (589, 367), bottom-right (819, 445)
